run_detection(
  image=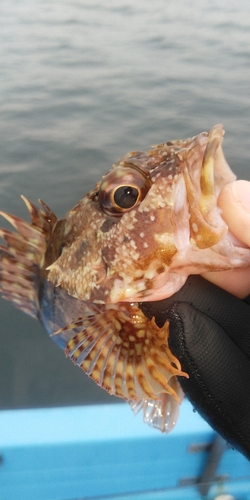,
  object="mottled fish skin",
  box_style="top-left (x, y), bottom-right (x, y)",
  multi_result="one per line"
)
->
top-left (1, 124), bottom-right (250, 433)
